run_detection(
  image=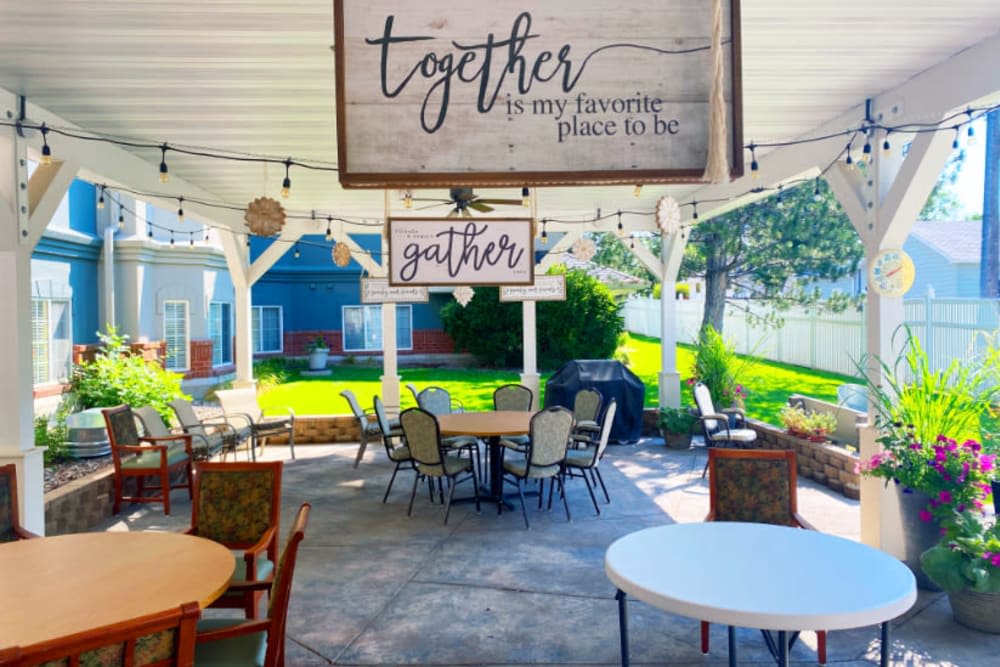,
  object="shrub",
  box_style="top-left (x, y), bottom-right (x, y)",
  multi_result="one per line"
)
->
top-left (35, 412), bottom-right (70, 466)
top-left (689, 325), bottom-right (754, 408)
top-left (440, 269), bottom-right (624, 369)
top-left (70, 327), bottom-right (188, 422)
top-left (675, 283), bottom-right (691, 299)
top-left (657, 406), bottom-right (697, 434)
